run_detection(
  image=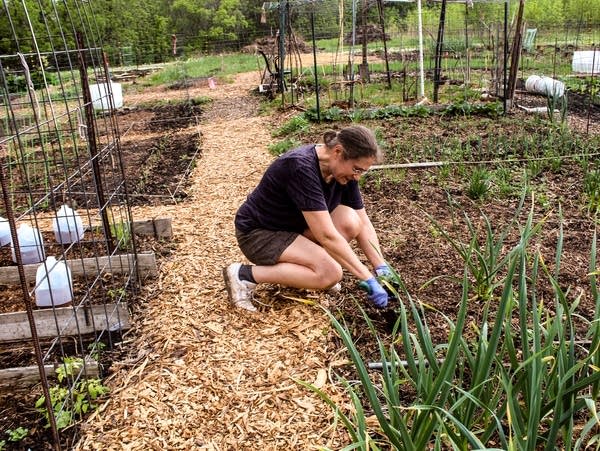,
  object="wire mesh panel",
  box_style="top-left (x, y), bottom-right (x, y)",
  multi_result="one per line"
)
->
top-left (255, 0), bottom-right (597, 112)
top-left (0, 0), bottom-right (138, 446)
